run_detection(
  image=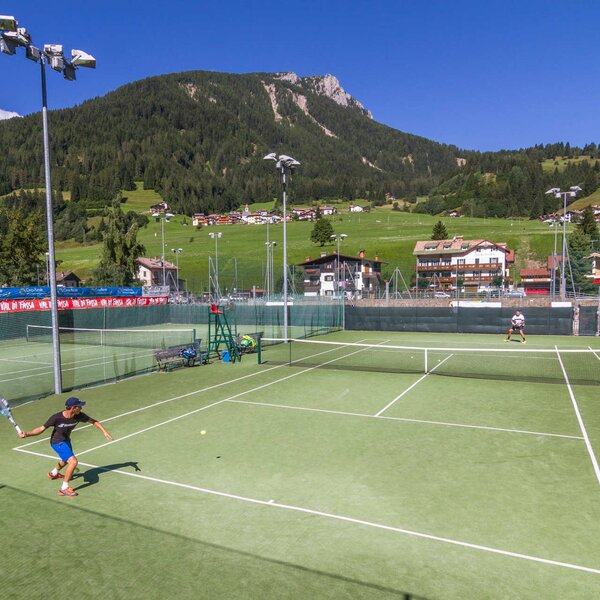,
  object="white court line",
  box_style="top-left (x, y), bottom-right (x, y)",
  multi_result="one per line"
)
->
top-left (589, 346), bottom-right (600, 361)
top-left (14, 446), bottom-right (600, 576)
top-left (14, 337), bottom-right (376, 450)
top-left (375, 354), bottom-right (454, 417)
top-left (73, 339), bottom-right (389, 456)
top-left (227, 399), bottom-right (584, 440)
top-left (555, 346), bottom-right (600, 486)
top-left (0, 356), bottom-right (53, 366)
